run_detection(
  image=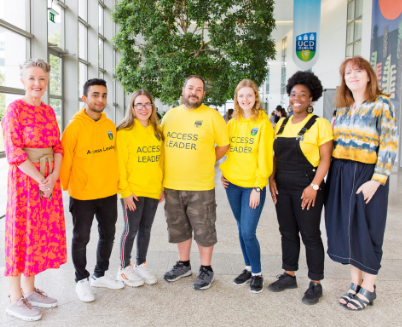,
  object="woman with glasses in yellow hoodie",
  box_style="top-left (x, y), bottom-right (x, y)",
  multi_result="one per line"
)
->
top-left (220, 79), bottom-right (274, 294)
top-left (115, 90), bottom-right (164, 287)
